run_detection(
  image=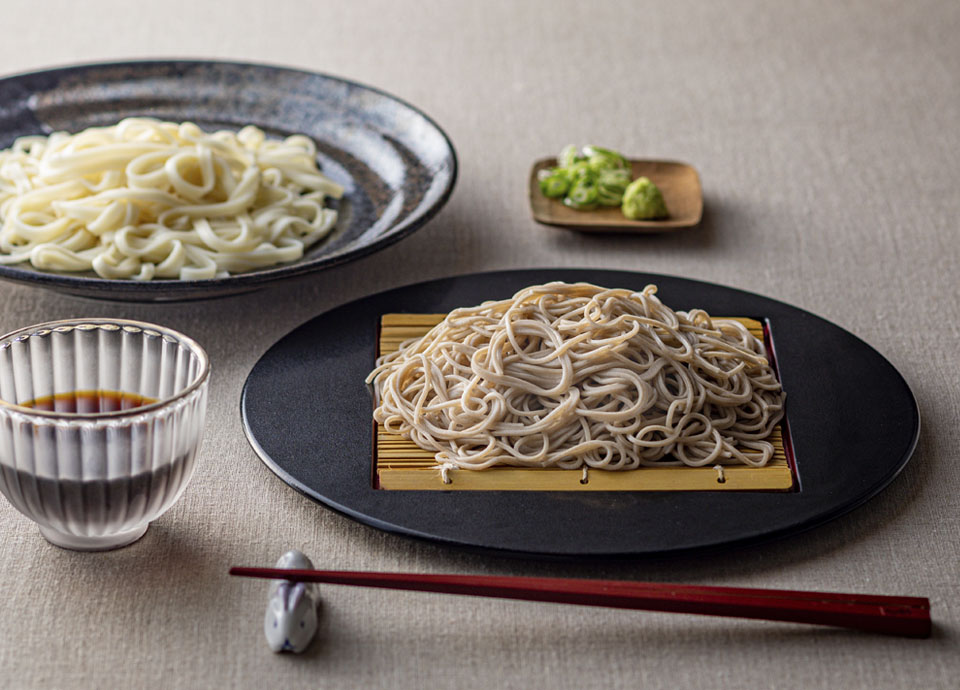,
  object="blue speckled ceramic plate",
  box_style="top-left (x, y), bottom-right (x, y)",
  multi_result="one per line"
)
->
top-left (0, 60), bottom-right (457, 301)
